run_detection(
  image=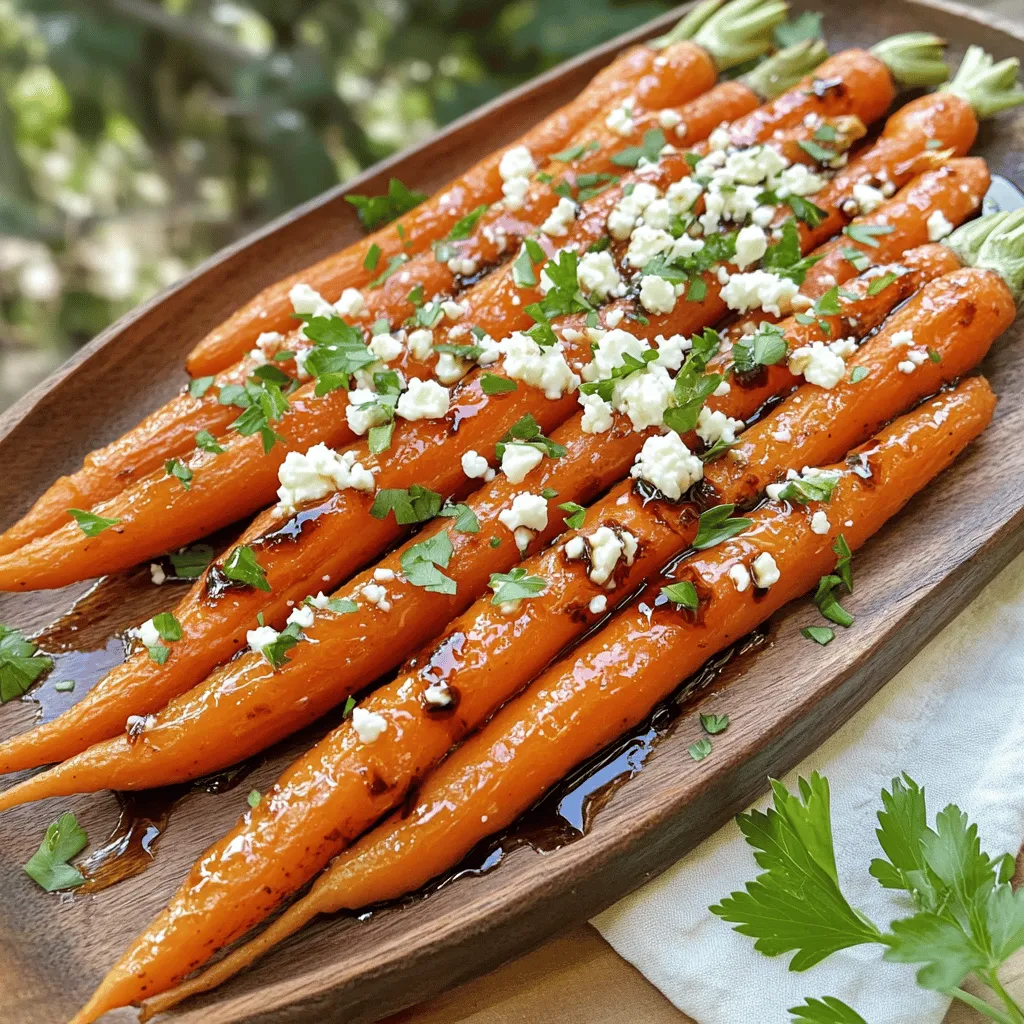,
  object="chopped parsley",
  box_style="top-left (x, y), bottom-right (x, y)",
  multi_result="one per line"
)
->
top-left (189, 375), bottom-right (215, 399)
top-left (489, 568), bottom-right (546, 605)
top-left (195, 429), bottom-right (225, 454)
top-left (23, 812), bottom-right (87, 892)
top-left (558, 501), bottom-right (586, 529)
top-left (438, 502), bottom-right (480, 533)
top-left (401, 531), bottom-right (457, 595)
top-left (693, 504), bottom-right (753, 551)
top-left (843, 223), bottom-right (894, 248)
top-left (223, 545), bottom-right (271, 592)
top-left (67, 508), bottom-right (121, 537)
top-left (481, 373), bottom-right (518, 395)
top-left (346, 178), bottom-right (426, 232)
top-left (164, 458), bottom-right (193, 490)
top-left (611, 128), bottom-right (665, 169)
top-left (495, 414), bottom-right (566, 461)
top-left (370, 484), bottom-right (443, 525)
top-left (662, 580), bottom-right (699, 610)
top-left (0, 623), bottom-right (52, 702)
top-left (170, 544), bottom-right (214, 579)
